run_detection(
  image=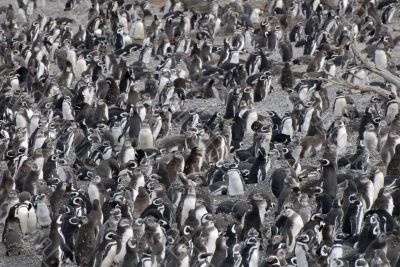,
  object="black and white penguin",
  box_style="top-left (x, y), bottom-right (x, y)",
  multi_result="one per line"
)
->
top-left (384, 93), bottom-right (398, 124)
top-left (319, 158), bottom-right (337, 214)
top-left (254, 72), bottom-right (272, 102)
top-left (328, 118), bottom-right (348, 156)
top-left (381, 132), bottom-right (400, 165)
top-left (41, 215), bottom-right (64, 267)
top-left (382, 3), bottom-right (397, 24)
top-left (33, 194), bottom-right (52, 229)
top-left (247, 147), bottom-right (271, 184)
top-left (387, 144), bottom-right (400, 176)
top-left (280, 62), bottom-right (294, 90)
top-left (278, 208), bottom-right (304, 253)
top-left (2, 205), bottom-right (23, 256)
top-left (342, 193), bottom-right (364, 237)
top-left (374, 41), bottom-right (389, 69)
top-left (92, 231), bottom-right (122, 267)
top-left (15, 200), bottom-right (37, 236)
top-left (362, 122), bottom-right (381, 153)
top-left (74, 215), bottom-right (97, 266)
top-left (333, 90), bottom-right (347, 117)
